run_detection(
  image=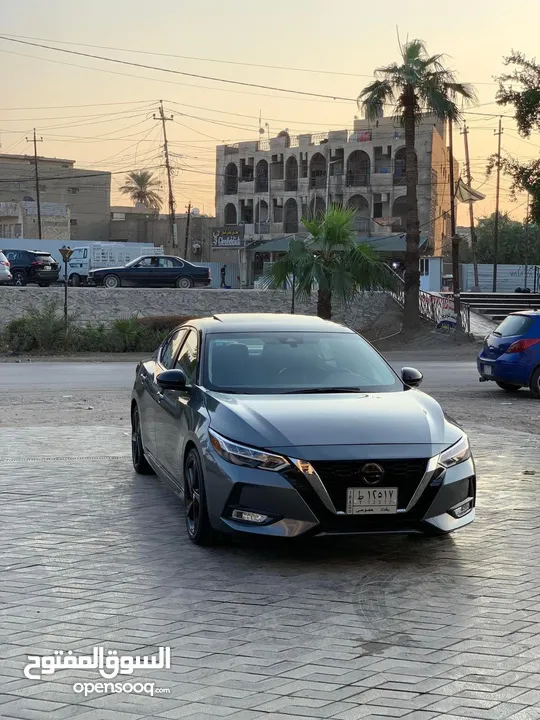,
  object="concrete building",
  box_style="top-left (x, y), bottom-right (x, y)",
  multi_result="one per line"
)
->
top-left (0, 201), bottom-right (70, 241)
top-left (0, 153), bottom-right (110, 241)
top-left (215, 110), bottom-right (455, 259)
top-left (109, 206), bottom-right (234, 262)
